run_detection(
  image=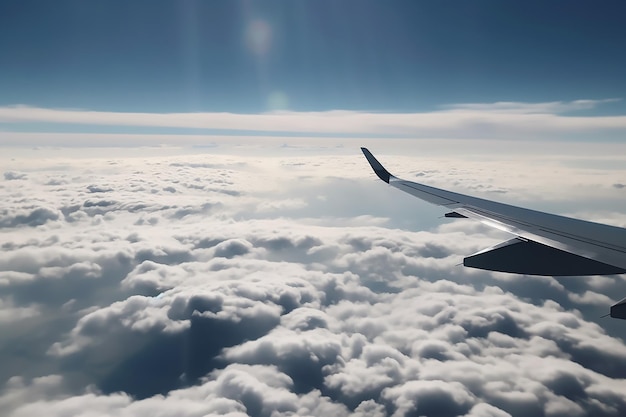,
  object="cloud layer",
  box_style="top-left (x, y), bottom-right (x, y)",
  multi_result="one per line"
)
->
top-left (0, 99), bottom-right (625, 143)
top-left (1, 146), bottom-right (625, 417)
